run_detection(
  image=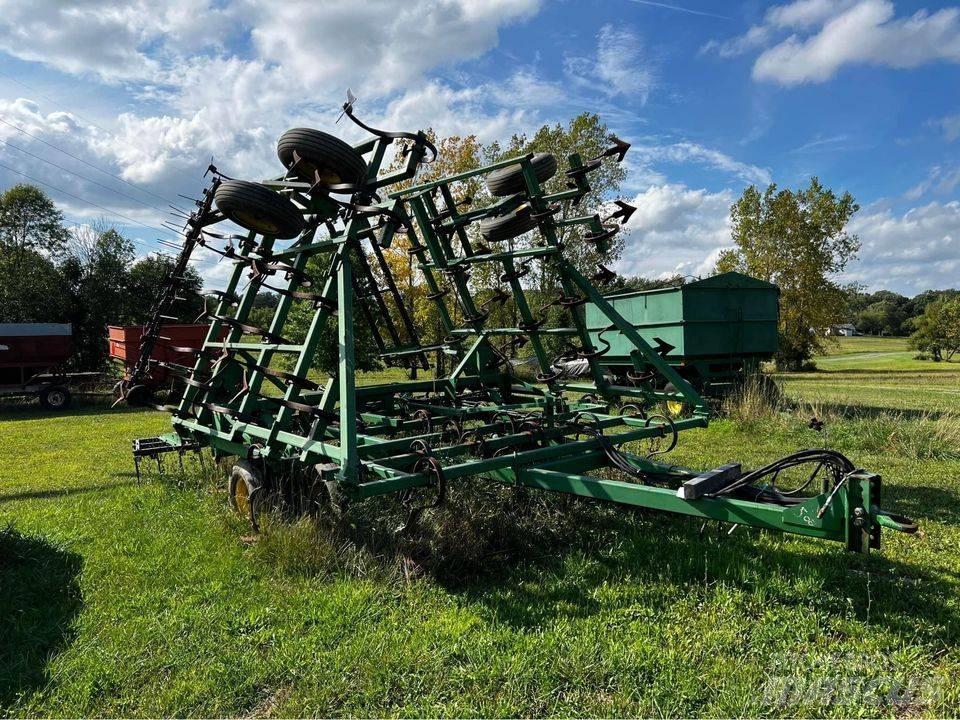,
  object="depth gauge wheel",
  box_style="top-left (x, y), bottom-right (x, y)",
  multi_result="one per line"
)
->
top-left (214, 180), bottom-right (304, 239)
top-left (485, 153), bottom-right (557, 197)
top-left (277, 128), bottom-right (368, 189)
top-left (229, 460), bottom-right (265, 531)
top-left (661, 381), bottom-right (696, 419)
